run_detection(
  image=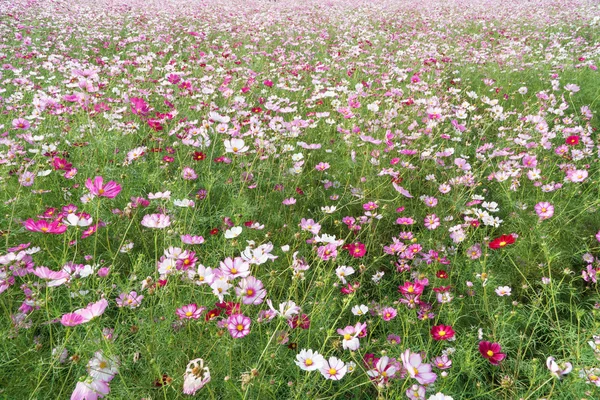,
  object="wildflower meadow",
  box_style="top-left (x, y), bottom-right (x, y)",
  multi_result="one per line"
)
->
top-left (1, 0), bottom-right (600, 398)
